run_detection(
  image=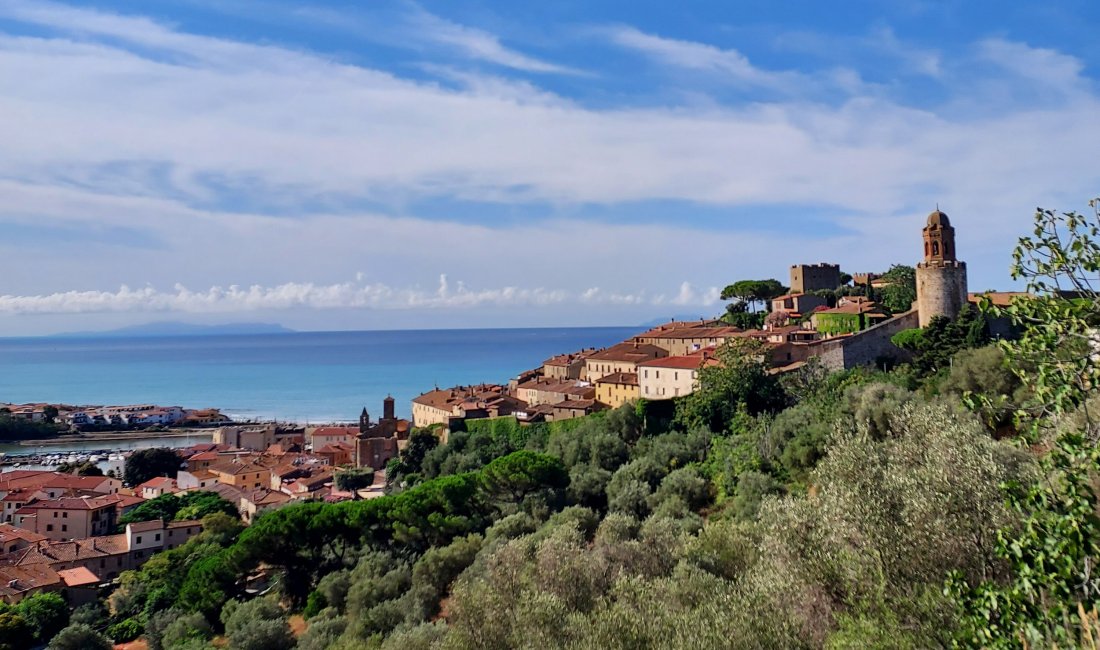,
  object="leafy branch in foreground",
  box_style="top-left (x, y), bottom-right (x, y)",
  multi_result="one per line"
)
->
top-left (950, 199), bottom-right (1100, 648)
